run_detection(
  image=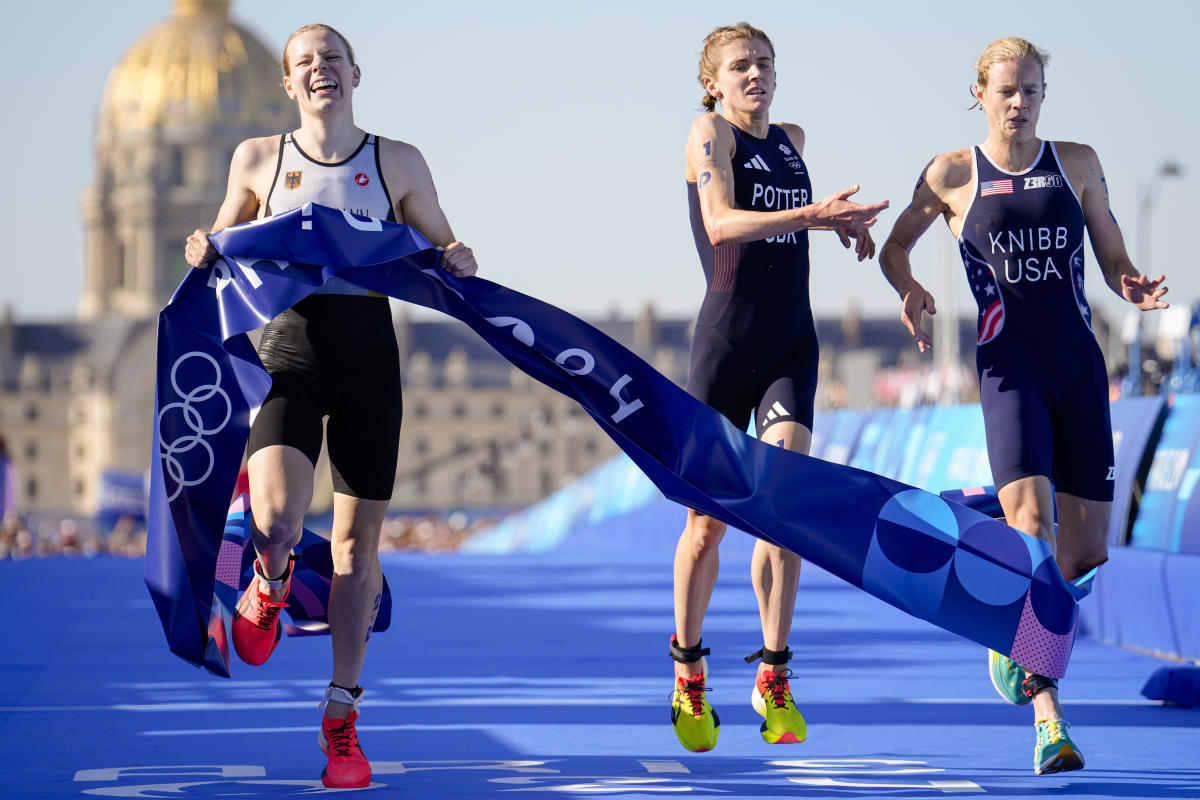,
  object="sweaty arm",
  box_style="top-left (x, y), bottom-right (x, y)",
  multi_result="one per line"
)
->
top-left (687, 115), bottom-right (887, 247)
top-left (380, 138), bottom-right (477, 278)
top-left (183, 137), bottom-right (273, 268)
top-left (879, 154), bottom-right (969, 353)
top-left (1060, 142), bottom-right (1168, 310)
